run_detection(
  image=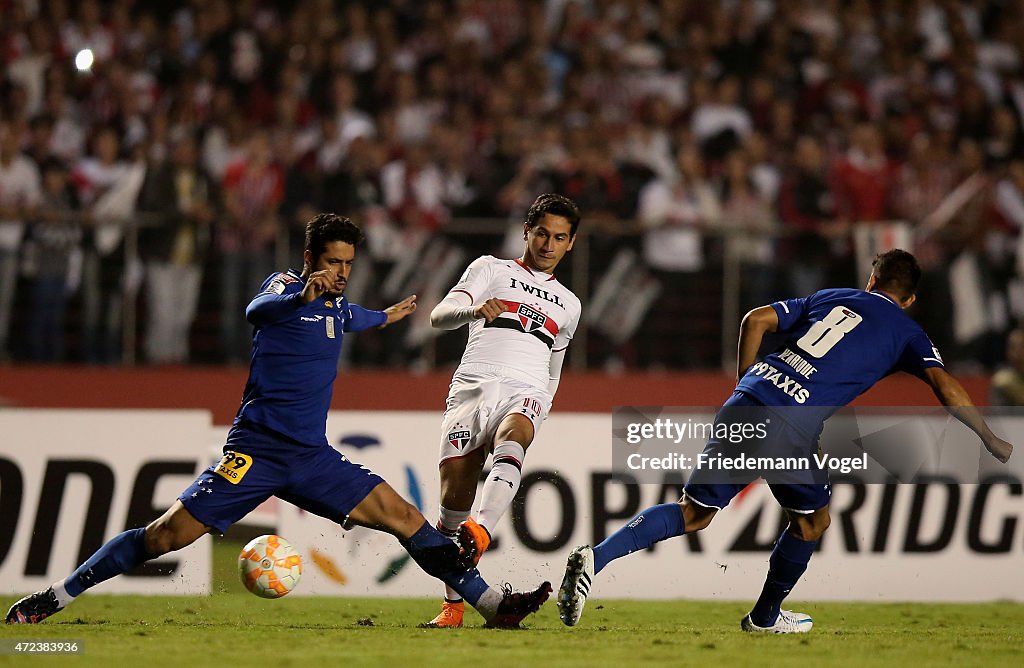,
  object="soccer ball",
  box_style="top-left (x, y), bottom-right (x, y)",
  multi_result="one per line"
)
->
top-left (238, 534), bottom-right (303, 598)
